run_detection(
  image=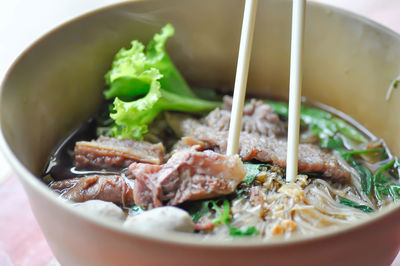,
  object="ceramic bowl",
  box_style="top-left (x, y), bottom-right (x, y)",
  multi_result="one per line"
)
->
top-left (1, 0), bottom-right (399, 265)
